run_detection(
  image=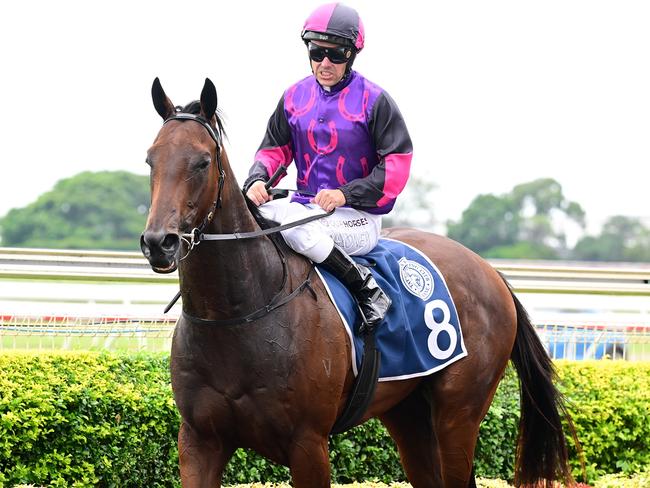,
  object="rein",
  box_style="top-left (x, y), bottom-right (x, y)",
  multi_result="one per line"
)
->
top-left (182, 209), bottom-right (333, 247)
top-left (161, 113), bottom-right (329, 326)
top-left (165, 115), bottom-right (333, 251)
